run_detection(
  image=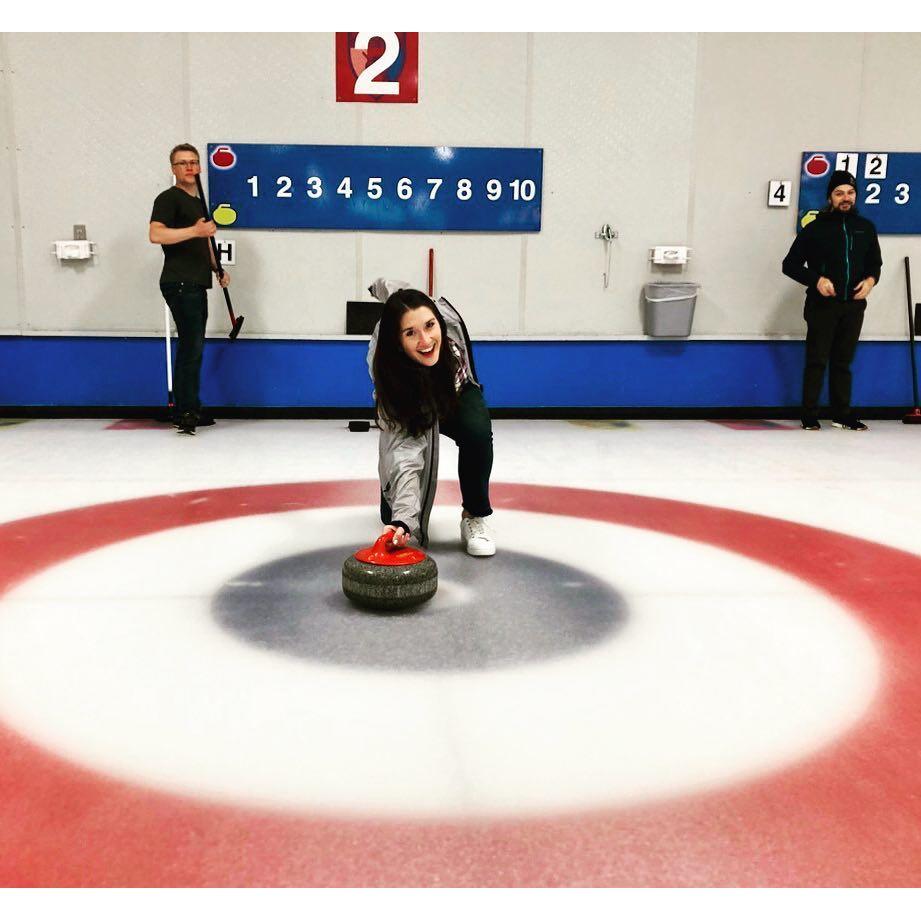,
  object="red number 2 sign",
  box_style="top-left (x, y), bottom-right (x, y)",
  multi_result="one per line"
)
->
top-left (336, 33), bottom-right (419, 104)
